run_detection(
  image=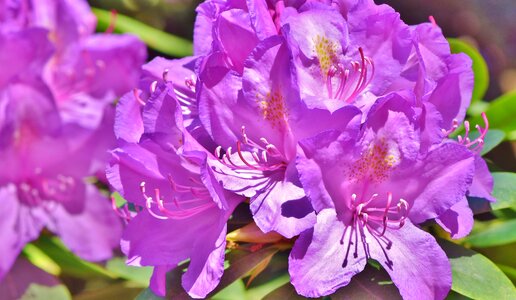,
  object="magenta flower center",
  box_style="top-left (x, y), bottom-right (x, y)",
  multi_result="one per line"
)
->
top-left (17, 174), bottom-right (76, 206)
